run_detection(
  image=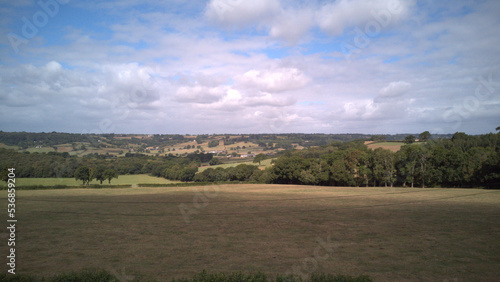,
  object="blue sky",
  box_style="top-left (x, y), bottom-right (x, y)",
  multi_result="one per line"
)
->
top-left (0, 0), bottom-right (499, 134)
